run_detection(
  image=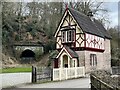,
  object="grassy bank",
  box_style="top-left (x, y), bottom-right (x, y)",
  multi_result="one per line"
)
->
top-left (1, 67), bottom-right (32, 73)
